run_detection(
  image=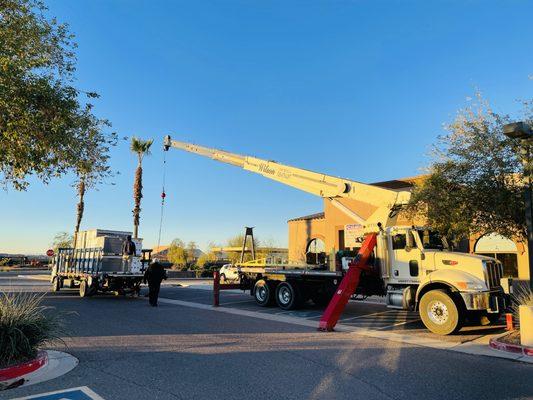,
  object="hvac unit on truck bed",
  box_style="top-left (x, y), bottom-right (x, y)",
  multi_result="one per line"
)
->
top-left (164, 136), bottom-right (508, 335)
